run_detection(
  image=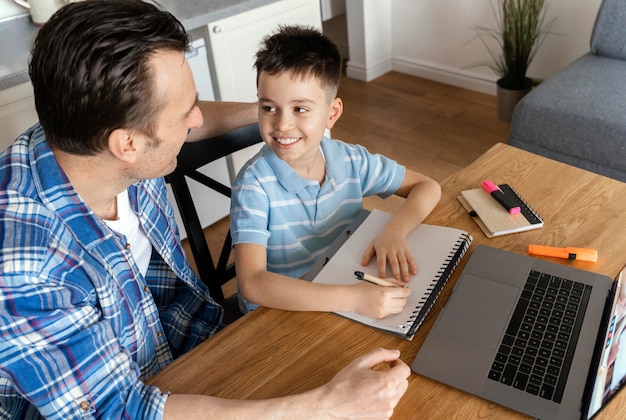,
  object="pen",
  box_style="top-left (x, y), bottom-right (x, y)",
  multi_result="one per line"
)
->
top-left (528, 245), bottom-right (598, 262)
top-left (481, 180), bottom-right (521, 214)
top-left (354, 271), bottom-right (402, 287)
